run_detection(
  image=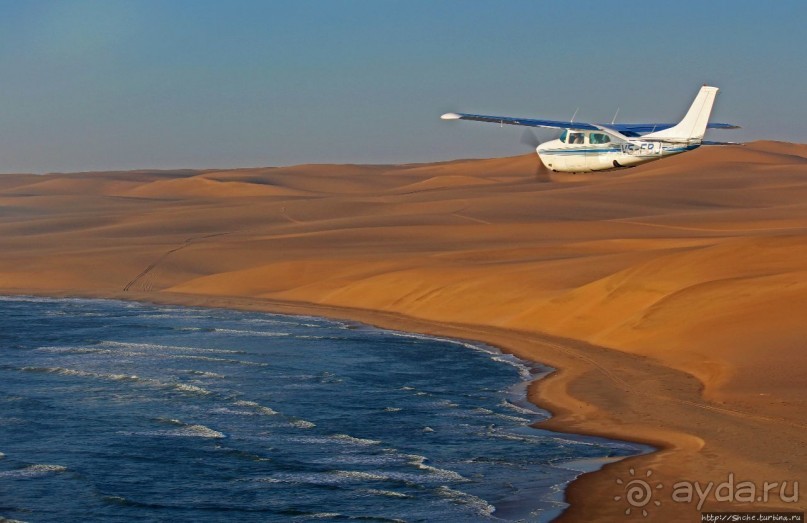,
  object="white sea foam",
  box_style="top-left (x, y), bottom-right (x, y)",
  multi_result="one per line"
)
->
top-left (405, 455), bottom-right (467, 482)
top-left (493, 413), bottom-right (531, 424)
top-left (232, 400), bottom-right (278, 416)
top-left (0, 295), bottom-right (59, 303)
top-left (0, 464), bottom-right (67, 478)
top-left (20, 366), bottom-right (140, 382)
top-left (383, 407), bottom-right (402, 412)
top-left (171, 383), bottom-right (211, 395)
top-left (435, 486), bottom-right (496, 517)
top-left (242, 317), bottom-right (323, 328)
top-left (182, 425), bottom-right (226, 438)
top-left (315, 454), bottom-right (405, 466)
top-left (210, 407), bottom-right (255, 416)
top-left (170, 354), bottom-right (268, 366)
top-left (364, 488), bottom-right (410, 498)
top-left (100, 340), bottom-right (244, 354)
top-left (334, 470), bottom-right (388, 481)
top-left (387, 329), bottom-right (536, 381)
top-left (34, 346), bottom-right (107, 354)
top-left (330, 434), bottom-right (381, 446)
top-left (499, 398), bottom-right (541, 416)
top-left (121, 423), bottom-right (225, 439)
top-left (187, 370), bottom-right (225, 379)
top-left (213, 328), bottom-right (290, 337)
top-left (153, 417), bottom-right (184, 425)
